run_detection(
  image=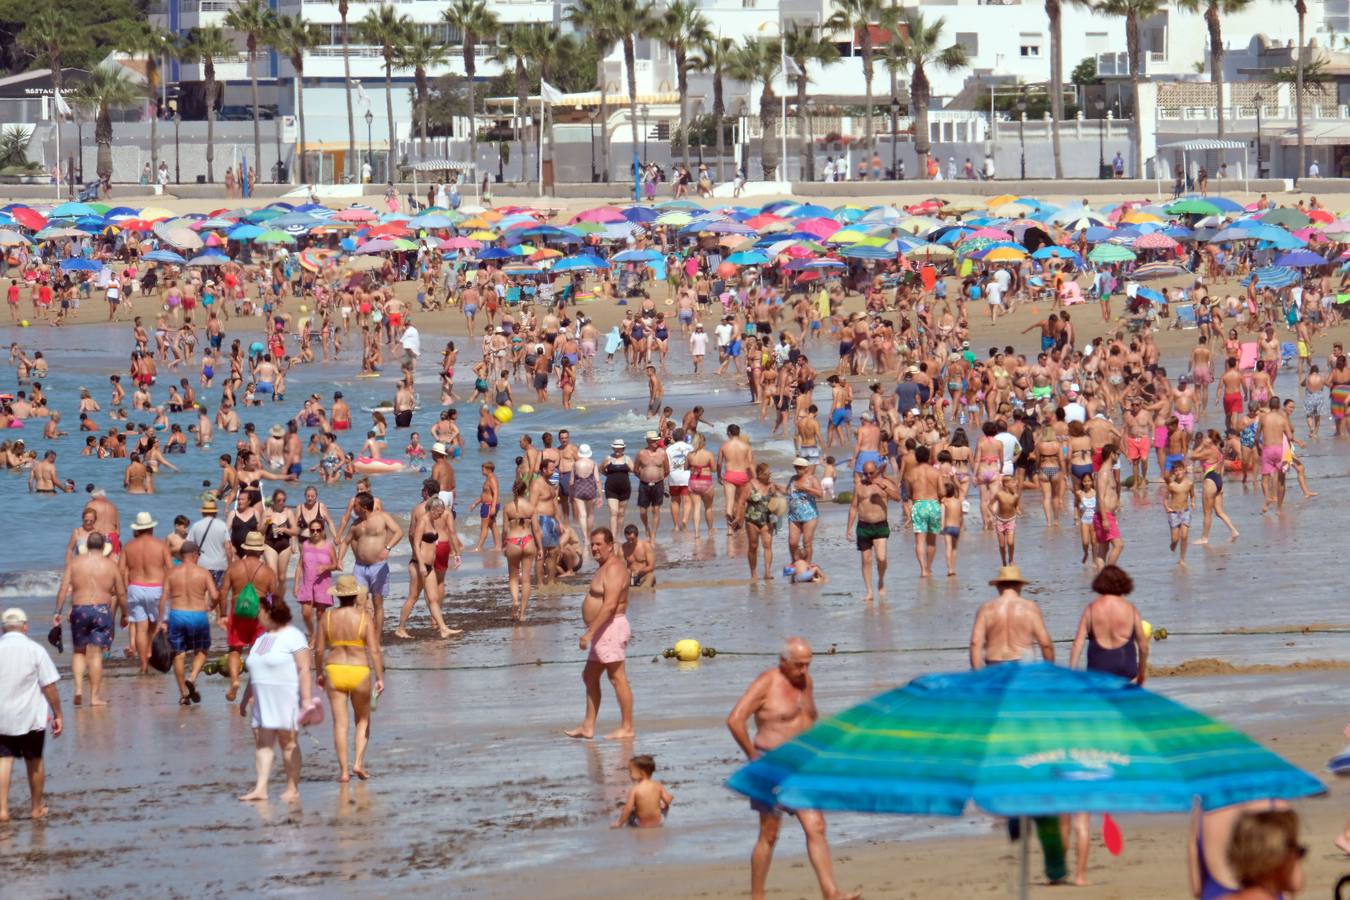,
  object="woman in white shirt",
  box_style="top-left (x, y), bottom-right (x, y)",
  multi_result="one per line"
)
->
top-left (238, 599), bottom-right (313, 802)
